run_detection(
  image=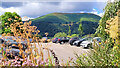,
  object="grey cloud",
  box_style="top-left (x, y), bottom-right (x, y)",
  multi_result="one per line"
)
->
top-left (1, 2), bottom-right (106, 18)
top-left (2, 2), bottom-right (23, 8)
